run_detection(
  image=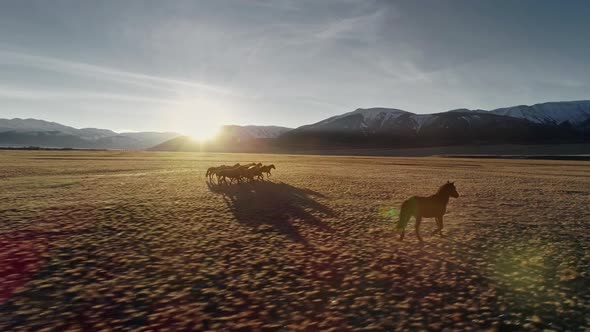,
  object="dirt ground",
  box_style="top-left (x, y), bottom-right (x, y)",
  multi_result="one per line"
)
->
top-left (0, 150), bottom-right (589, 331)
